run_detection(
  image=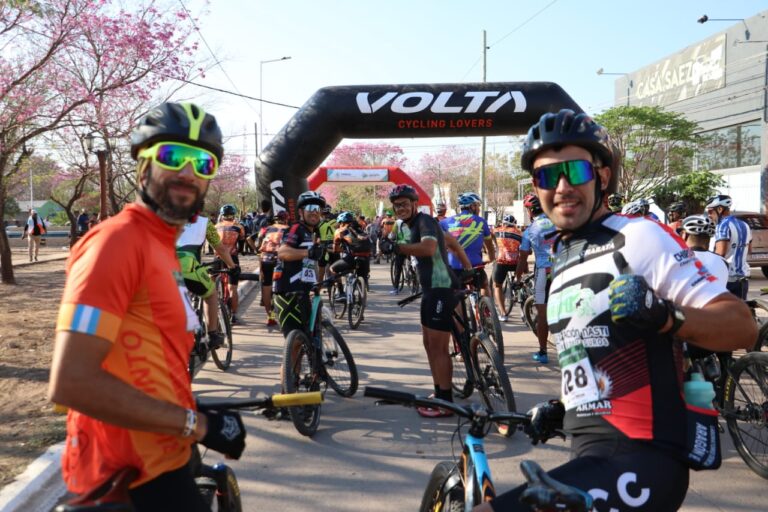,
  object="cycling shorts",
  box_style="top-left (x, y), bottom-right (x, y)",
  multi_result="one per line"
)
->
top-left (490, 435), bottom-right (689, 512)
top-left (421, 288), bottom-right (458, 332)
top-left (273, 292), bottom-right (310, 337)
top-left (225, 254), bottom-right (240, 286)
top-left (726, 278), bottom-right (748, 300)
top-left (492, 263), bottom-right (517, 285)
top-left (534, 266), bottom-right (551, 305)
top-left (178, 251), bottom-right (215, 299)
top-left (260, 260), bottom-right (276, 286)
top-left (331, 256), bottom-right (370, 280)
top-left (320, 251), bottom-right (340, 267)
top-left (129, 457), bottom-right (208, 512)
